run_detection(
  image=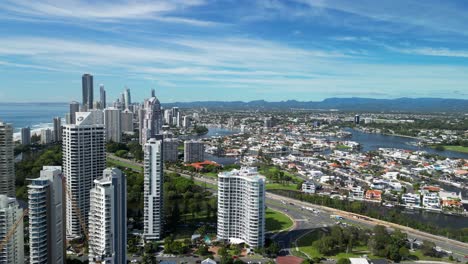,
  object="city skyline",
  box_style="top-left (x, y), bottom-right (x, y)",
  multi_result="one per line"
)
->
top-left (0, 1), bottom-right (468, 102)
